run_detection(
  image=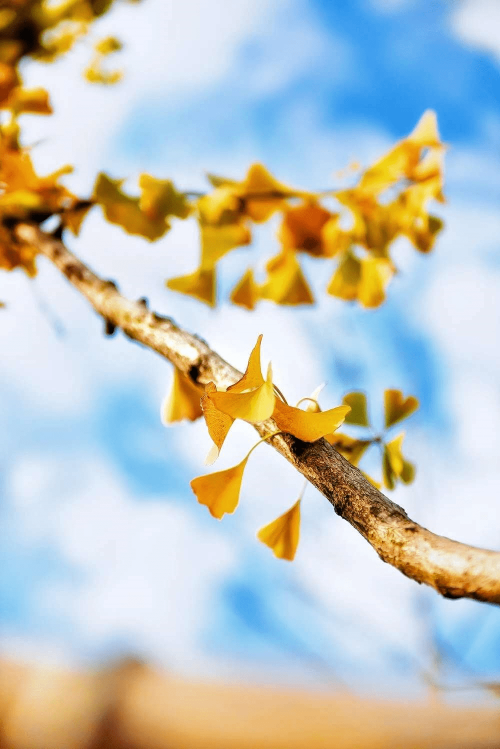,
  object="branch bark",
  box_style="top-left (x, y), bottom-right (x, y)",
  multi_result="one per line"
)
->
top-left (14, 221), bottom-right (500, 605)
